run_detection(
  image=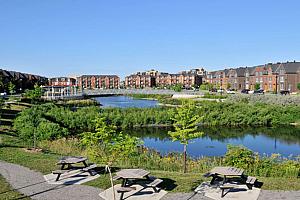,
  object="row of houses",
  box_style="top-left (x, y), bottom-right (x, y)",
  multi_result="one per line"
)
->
top-left (206, 61), bottom-right (300, 92)
top-left (0, 69), bottom-right (48, 93)
top-left (125, 68), bottom-right (206, 89)
top-left (48, 75), bottom-right (120, 89)
top-left (3, 60), bottom-right (300, 95)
